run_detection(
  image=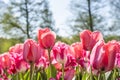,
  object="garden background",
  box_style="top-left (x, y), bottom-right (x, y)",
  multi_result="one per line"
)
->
top-left (0, 0), bottom-right (120, 53)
